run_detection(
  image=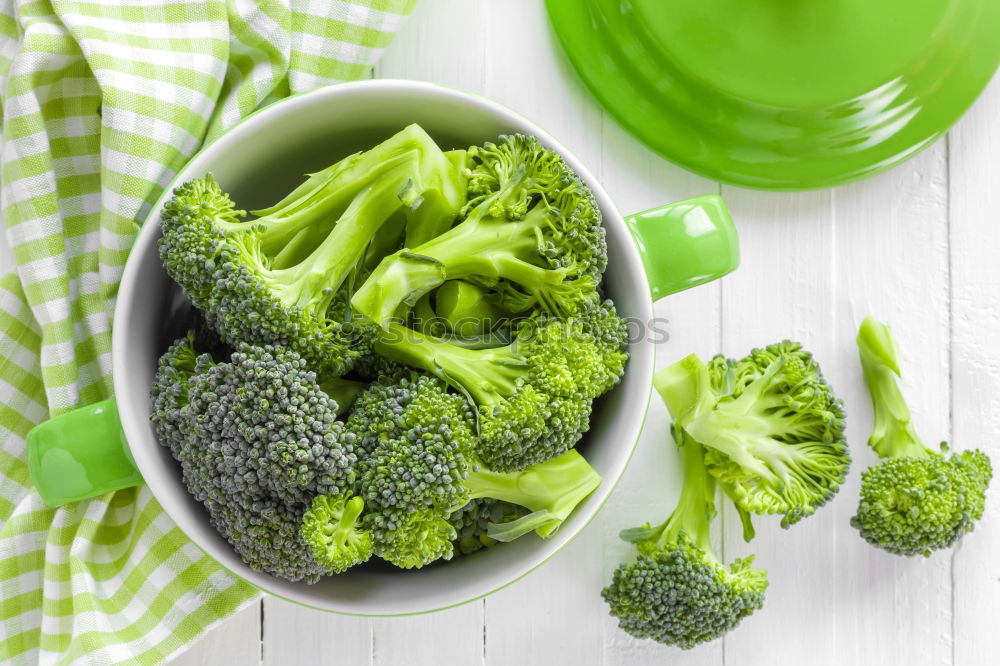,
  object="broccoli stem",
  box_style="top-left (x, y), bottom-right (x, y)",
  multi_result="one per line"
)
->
top-left (652, 353), bottom-right (719, 429)
top-left (463, 450), bottom-right (602, 540)
top-left (857, 317), bottom-right (932, 460)
top-left (373, 322), bottom-right (525, 406)
top-left (622, 431), bottom-right (717, 559)
top-left (353, 189), bottom-right (583, 328)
